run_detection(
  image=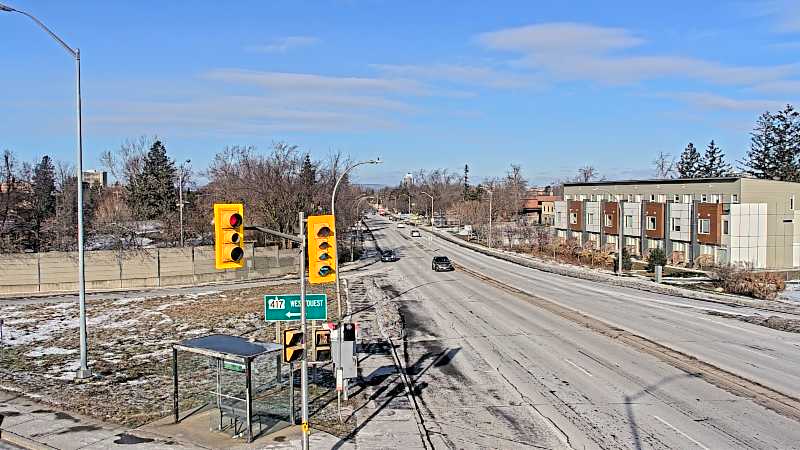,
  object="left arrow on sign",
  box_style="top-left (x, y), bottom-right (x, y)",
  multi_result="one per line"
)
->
top-left (286, 312), bottom-right (301, 318)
